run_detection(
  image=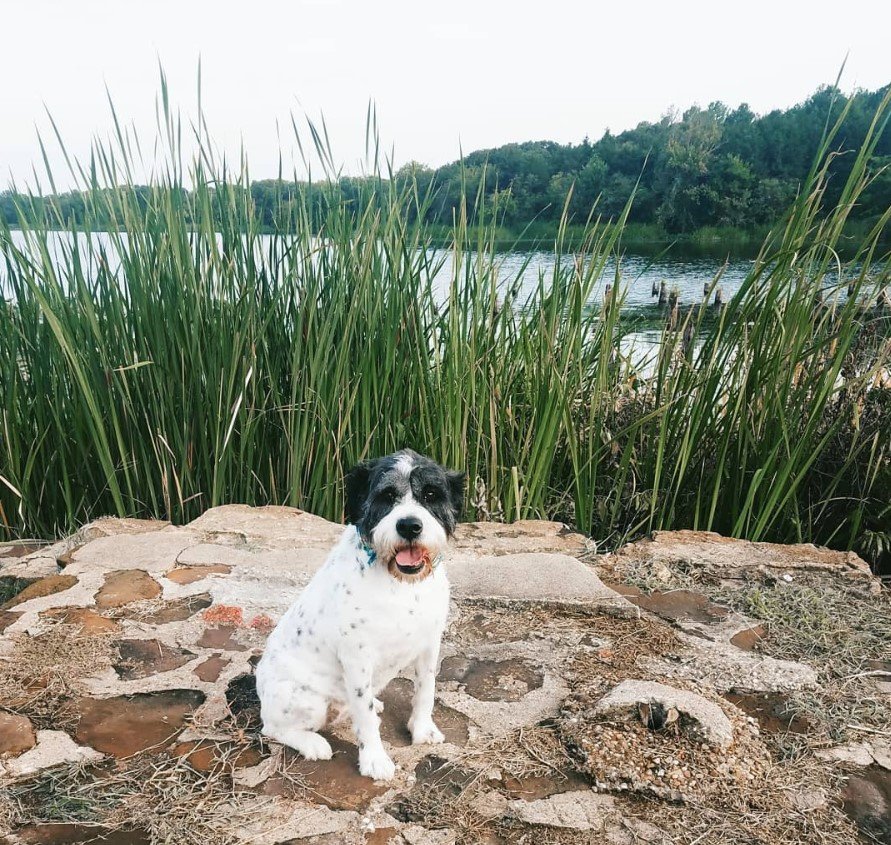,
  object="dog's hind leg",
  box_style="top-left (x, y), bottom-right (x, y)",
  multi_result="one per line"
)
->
top-left (260, 686), bottom-right (332, 760)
